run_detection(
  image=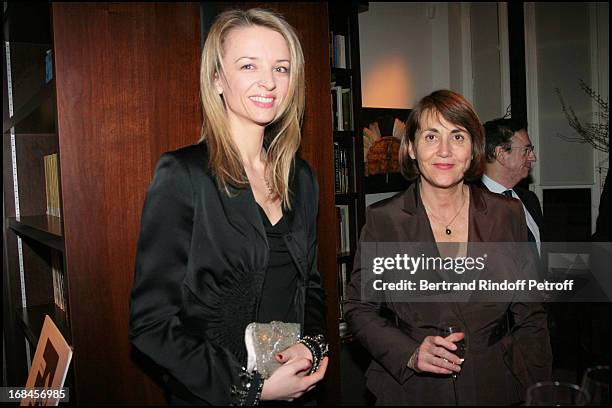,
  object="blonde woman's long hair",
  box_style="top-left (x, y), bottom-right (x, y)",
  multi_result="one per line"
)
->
top-left (199, 8), bottom-right (305, 209)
